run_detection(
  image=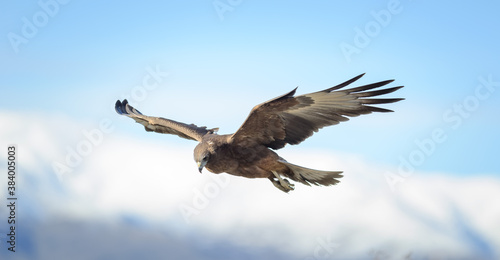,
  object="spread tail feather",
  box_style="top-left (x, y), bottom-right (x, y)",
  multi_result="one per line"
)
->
top-left (278, 159), bottom-right (343, 186)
